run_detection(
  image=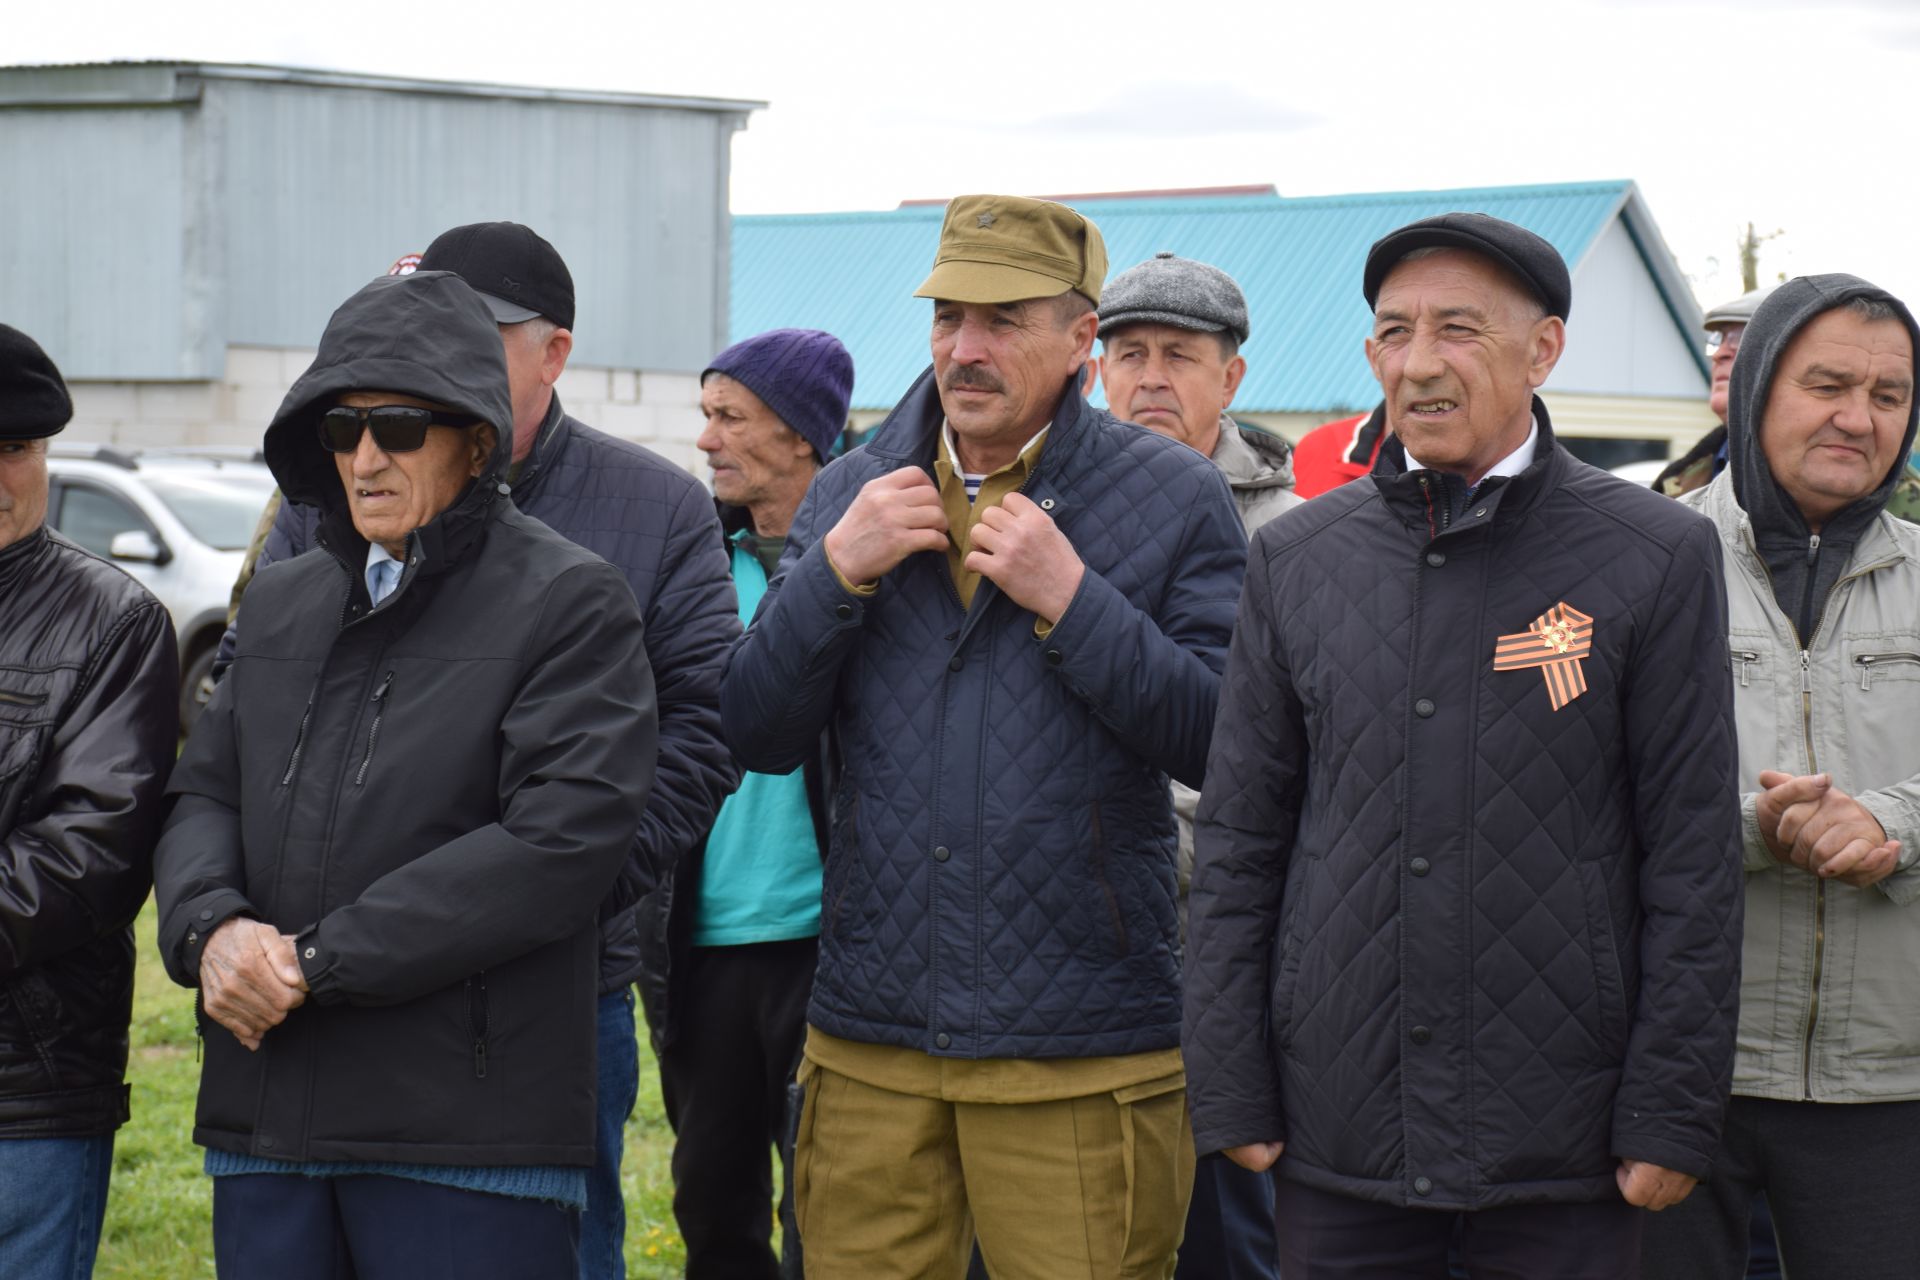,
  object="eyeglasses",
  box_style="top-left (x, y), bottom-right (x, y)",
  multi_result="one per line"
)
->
top-left (318, 405), bottom-right (483, 453)
top-left (1704, 326), bottom-right (1745, 358)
